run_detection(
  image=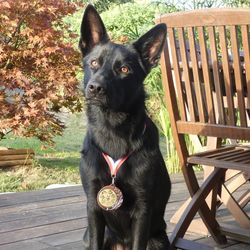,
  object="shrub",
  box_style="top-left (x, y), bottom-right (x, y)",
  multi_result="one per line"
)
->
top-left (224, 0), bottom-right (250, 7)
top-left (101, 2), bottom-right (178, 42)
top-left (0, 0), bottom-right (83, 144)
top-left (93, 0), bottom-right (134, 13)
